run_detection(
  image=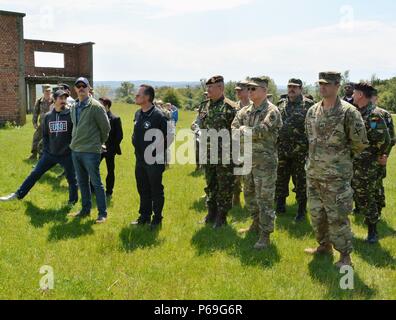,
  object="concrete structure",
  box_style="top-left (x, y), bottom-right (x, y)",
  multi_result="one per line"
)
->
top-left (0, 10), bottom-right (94, 125)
